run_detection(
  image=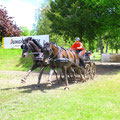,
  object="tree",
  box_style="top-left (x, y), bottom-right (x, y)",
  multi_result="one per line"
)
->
top-left (0, 5), bottom-right (21, 38)
top-left (35, 7), bottom-right (52, 35)
top-left (46, 0), bottom-right (98, 41)
top-left (20, 26), bottom-right (30, 36)
top-left (46, 0), bottom-right (120, 52)
top-left (35, 6), bottom-right (69, 47)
